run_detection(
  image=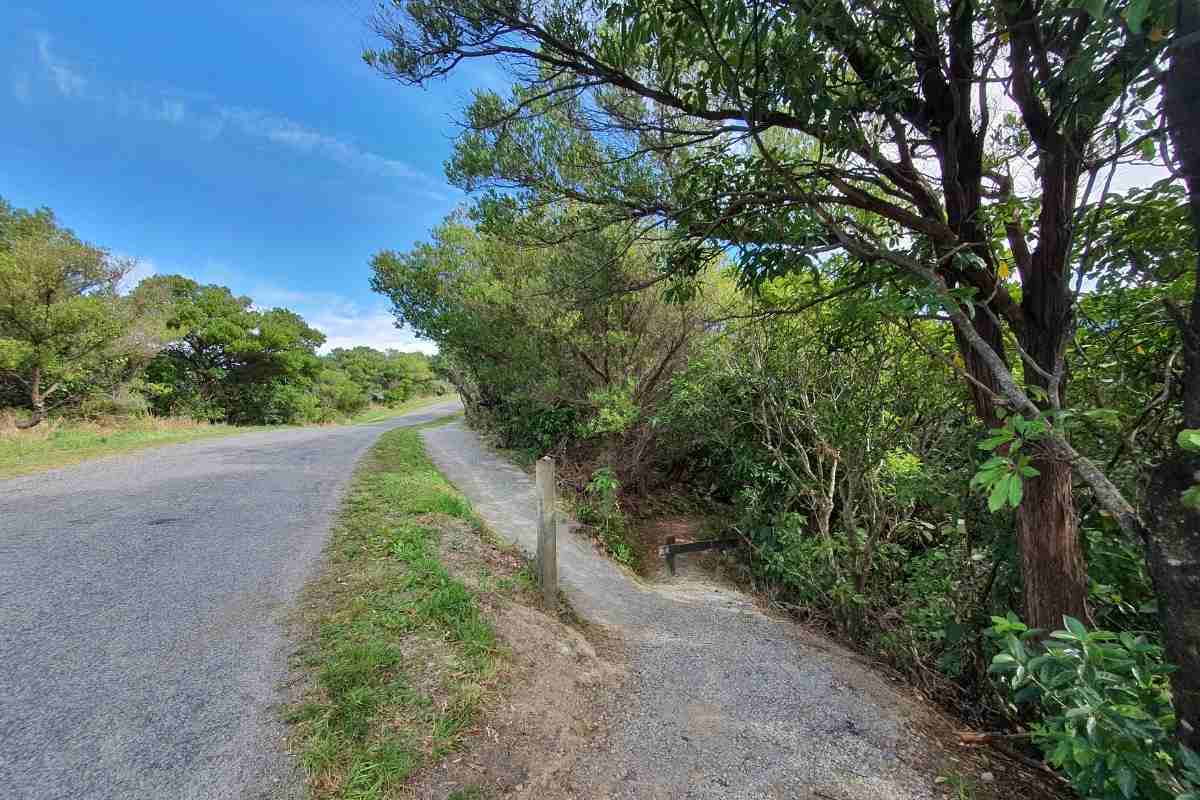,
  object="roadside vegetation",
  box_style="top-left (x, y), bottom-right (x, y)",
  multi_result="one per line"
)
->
top-left (284, 425), bottom-right (539, 799)
top-left (0, 198), bottom-right (450, 472)
top-left (0, 394), bottom-right (449, 480)
top-left (0, 410), bottom-right (257, 479)
top-left (362, 0), bottom-right (1200, 795)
